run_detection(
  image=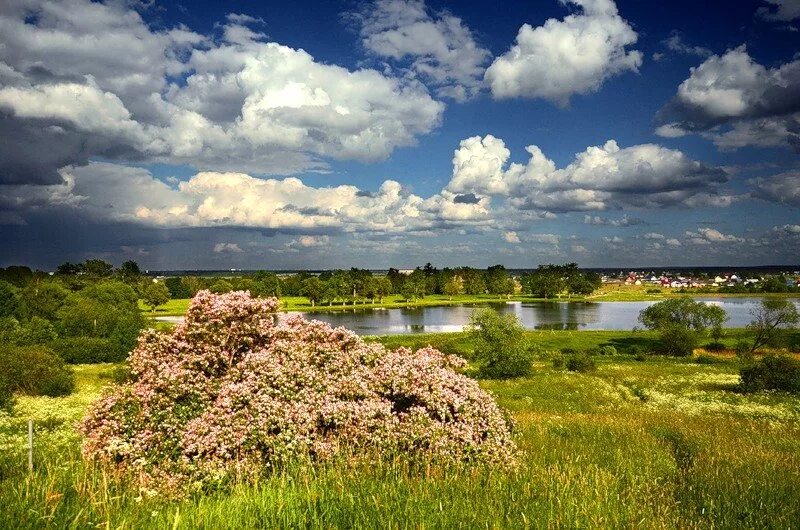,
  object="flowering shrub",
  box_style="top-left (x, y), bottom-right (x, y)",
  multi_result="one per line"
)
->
top-left (81, 291), bottom-right (516, 492)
